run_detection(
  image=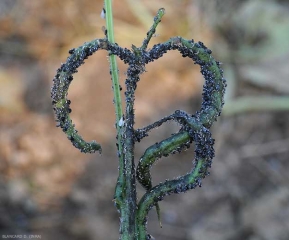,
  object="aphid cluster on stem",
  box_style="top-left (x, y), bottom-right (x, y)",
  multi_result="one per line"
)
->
top-left (51, 7), bottom-right (226, 240)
